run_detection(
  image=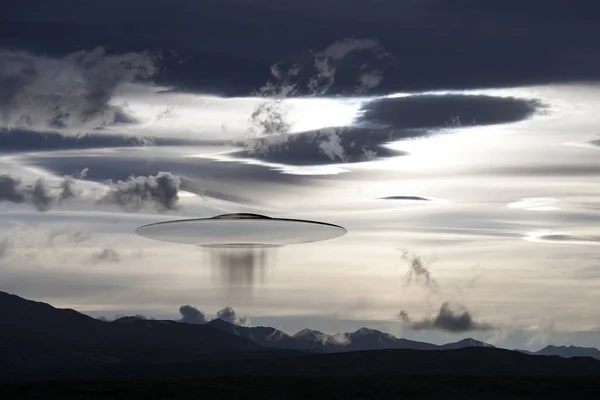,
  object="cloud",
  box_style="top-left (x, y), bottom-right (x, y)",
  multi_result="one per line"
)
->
top-left (0, 129), bottom-right (208, 153)
top-left (308, 38), bottom-right (394, 95)
top-left (0, 171), bottom-right (182, 212)
top-left (402, 302), bottom-right (495, 333)
top-left (526, 319), bottom-right (558, 346)
top-left (6, 0), bottom-right (600, 96)
top-left (232, 126), bottom-right (404, 166)
top-left (0, 175), bottom-right (67, 211)
top-left (379, 196), bottom-right (431, 202)
top-left (240, 38), bottom-right (393, 159)
top-left (0, 237), bottom-right (12, 262)
top-left (91, 248), bottom-right (120, 263)
top-left (98, 171), bottom-right (181, 211)
top-left (0, 47), bottom-right (157, 134)
top-left (357, 95), bottom-right (542, 129)
top-left (401, 250), bottom-right (438, 290)
top-left (317, 128), bottom-right (347, 163)
top-left (0, 224), bottom-right (95, 268)
top-left (179, 305), bottom-right (208, 325)
top-left (216, 306), bottom-right (250, 326)
top-left (236, 93), bottom-right (540, 166)
top-left (524, 230), bottom-right (600, 246)
top-left (398, 310), bottom-right (411, 322)
top-left (45, 227), bottom-right (93, 247)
